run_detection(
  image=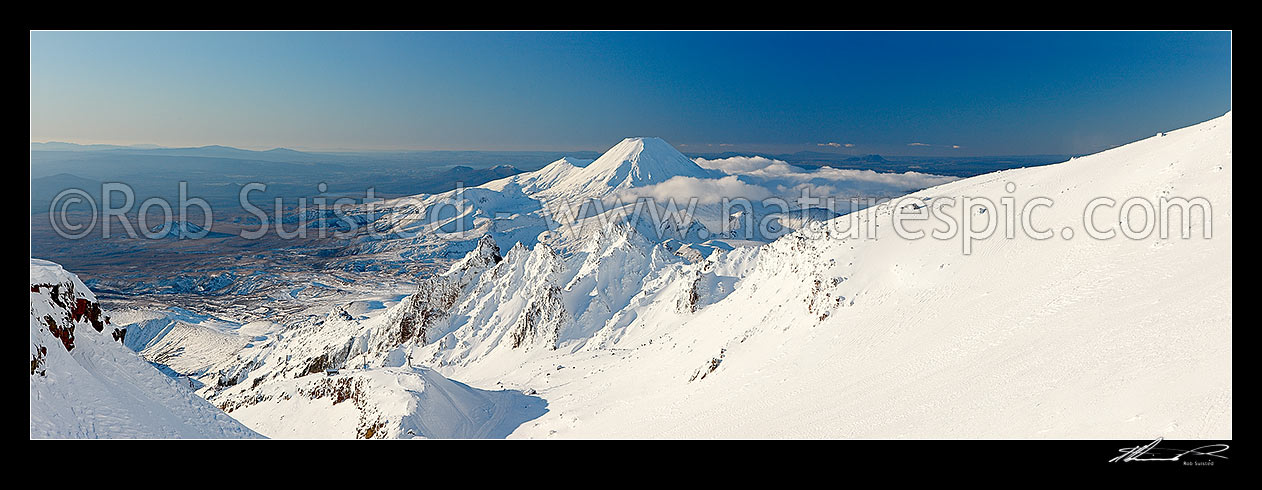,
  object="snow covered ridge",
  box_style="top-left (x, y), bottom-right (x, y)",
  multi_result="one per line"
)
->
top-left (87, 112), bottom-right (1230, 439)
top-left (30, 258), bottom-right (261, 438)
top-left (30, 259), bottom-right (108, 353)
top-left (244, 112), bottom-right (1227, 439)
top-left (507, 111), bottom-right (1227, 438)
